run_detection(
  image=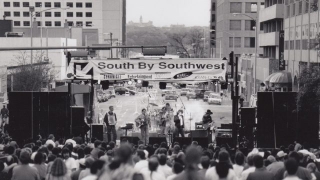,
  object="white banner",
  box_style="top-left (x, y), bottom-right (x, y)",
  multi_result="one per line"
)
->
top-left (66, 58), bottom-right (227, 81)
